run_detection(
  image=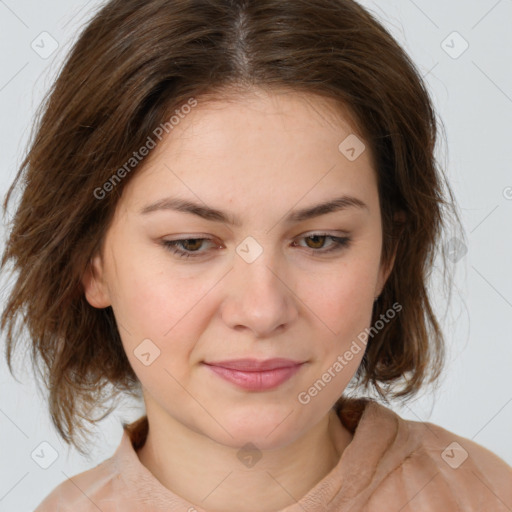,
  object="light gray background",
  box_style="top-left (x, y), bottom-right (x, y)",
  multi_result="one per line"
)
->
top-left (1, 1), bottom-right (511, 510)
